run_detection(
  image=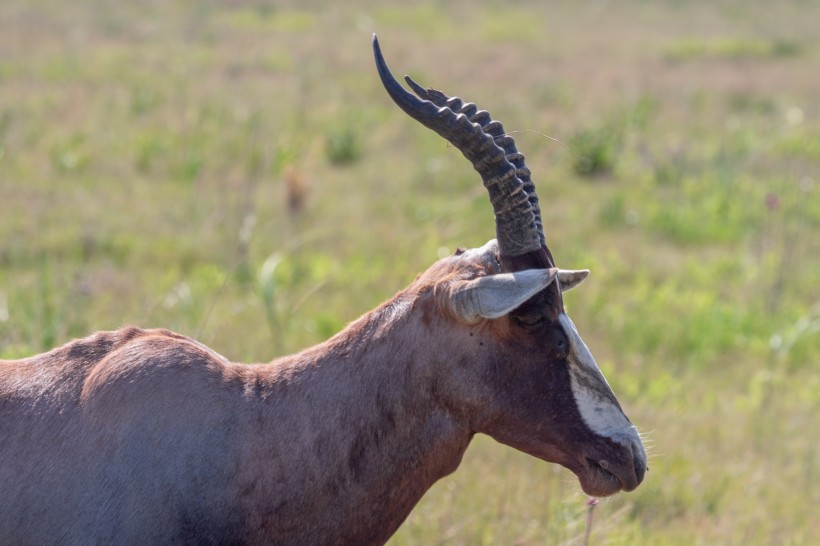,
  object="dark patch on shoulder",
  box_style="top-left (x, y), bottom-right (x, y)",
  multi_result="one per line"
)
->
top-left (348, 431), bottom-right (368, 481)
top-left (237, 479), bottom-right (259, 503)
top-left (347, 395), bottom-right (398, 483)
top-left (174, 507), bottom-right (246, 546)
top-left (376, 392), bottom-right (397, 432)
